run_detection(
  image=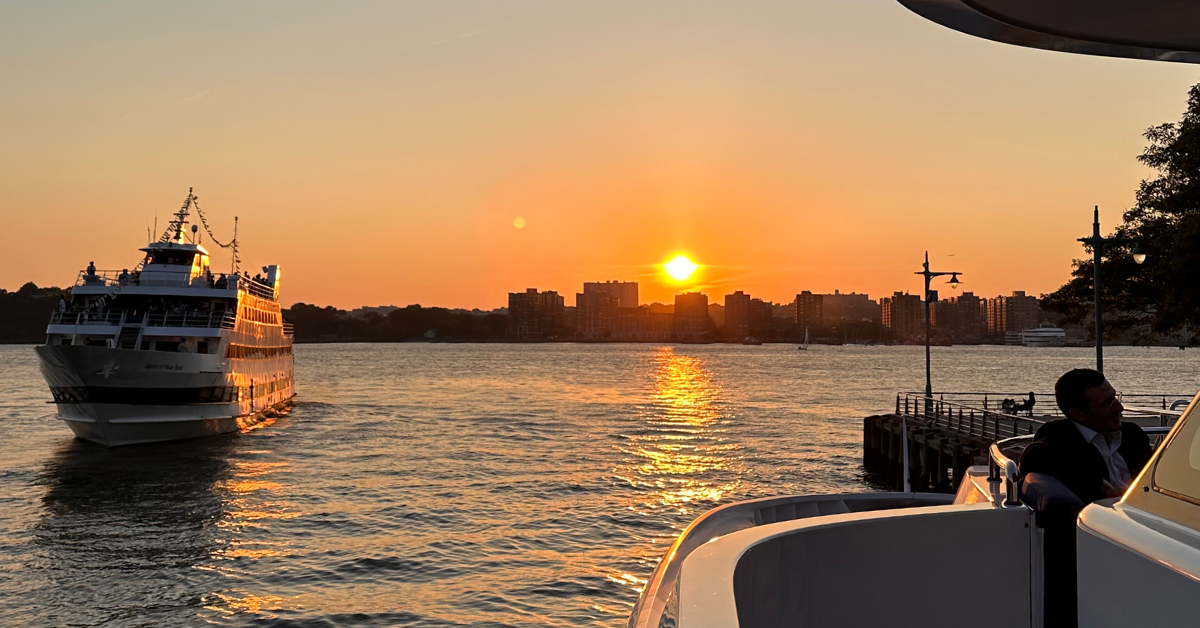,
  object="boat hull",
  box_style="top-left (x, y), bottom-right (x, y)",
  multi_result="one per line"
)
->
top-left (36, 344), bottom-right (294, 446)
